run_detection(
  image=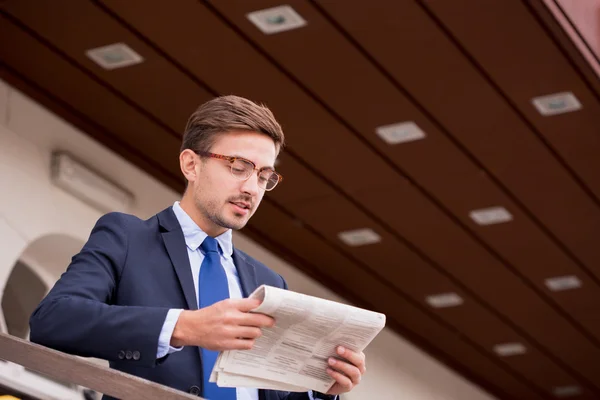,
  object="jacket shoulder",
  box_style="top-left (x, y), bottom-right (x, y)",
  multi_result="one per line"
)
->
top-left (94, 211), bottom-right (158, 233)
top-left (235, 248), bottom-right (287, 289)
